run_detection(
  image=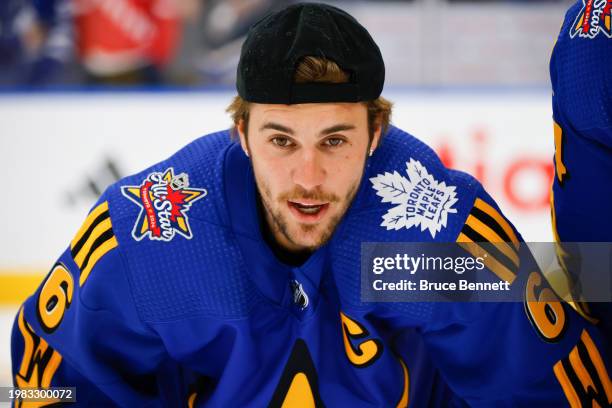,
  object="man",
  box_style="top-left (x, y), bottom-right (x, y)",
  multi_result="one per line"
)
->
top-left (549, 0), bottom-right (612, 343)
top-left (12, 3), bottom-right (610, 407)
